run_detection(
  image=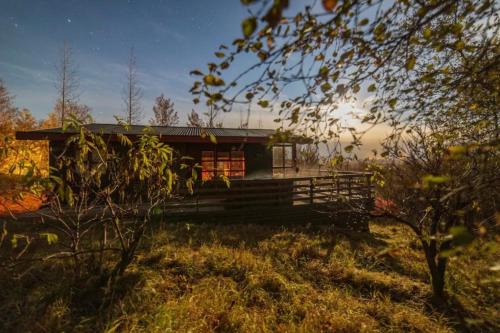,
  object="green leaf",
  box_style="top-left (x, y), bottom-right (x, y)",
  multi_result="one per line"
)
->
top-left (448, 145), bottom-right (467, 158)
top-left (219, 174), bottom-right (231, 188)
top-left (117, 133), bottom-right (132, 147)
top-left (388, 98), bottom-right (397, 109)
top-left (209, 133), bottom-right (217, 144)
top-left (319, 66), bottom-right (329, 77)
top-left (423, 26), bottom-right (432, 39)
top-left (359, 18), bottom-right (369, 26)
top-left (210, 93), bottom-right (223, 102)
top-left (449, 226), bottom-right (474, 247)
top-left (321, 82), bottom-right (332, 92)
top-left (203, 74), bottom-right (225, 86)
top-left (367, 84), bottom-right (376, 92)
top-left (242, 17), bottom-right (257, 38)
top-left (257, 100), bottom-right (269, 108)
top-left (189, 70), bottom-right (203, 76)
top-left (214, 52), bottom-right (225, 58)
top-left (406, 55), bottom-right (416, 70)
top-left (455, 40), bottom-right (465, 50)
top-left (40, 232), bottom-right (58, 245)
top-left (422, 175), bottom-right (450, 189)
top-left (65, 185), bottom-right (74, 207)
top-left (374, 23), bottom-right (386, 41)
